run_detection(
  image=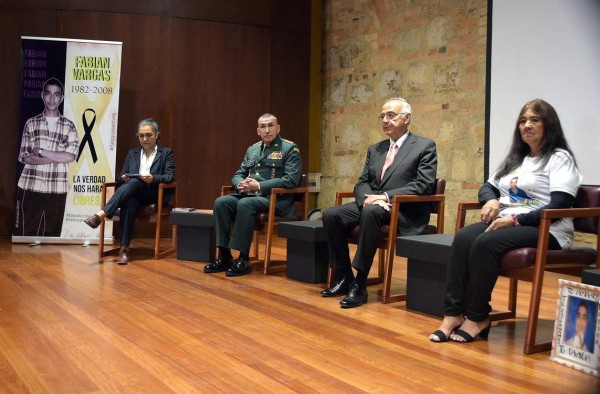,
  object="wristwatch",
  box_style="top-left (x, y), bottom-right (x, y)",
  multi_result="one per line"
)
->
top-left (38, 149), bottom-right (44, 157)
